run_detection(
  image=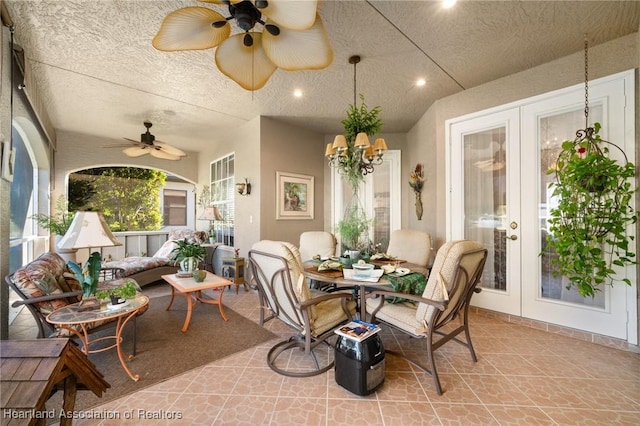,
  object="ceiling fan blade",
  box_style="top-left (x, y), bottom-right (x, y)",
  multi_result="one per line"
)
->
top-left (198, 0), bottom-right (227, 4)
top-left (150, 149), bottom-right (181, 161)
top-left (154, 140), bottom-right (187, 157)
top-left (102, 143), bottom-right (138, 148)
top-left (152, 7), bottom-right (230, 51)
top-left (123, 137), bottom-right (142, 144)
top-left (215, 32), bottom-right (277, 90)
top-left (262, 14), bottom-right (332, 70)
top-left (123, 146), bottom-right (150, 157)
top-left (260, 0), bottom-right (318, 31)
